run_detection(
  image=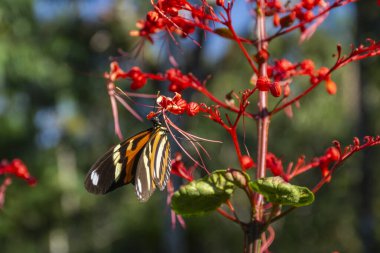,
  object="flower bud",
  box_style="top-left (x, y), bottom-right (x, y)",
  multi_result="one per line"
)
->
top-left (300, 59), bottom-right (315, 74)
top-left (146, 111), bottom-right (156, 120)
top-left (302, 0), bottom-right (315, 10)
top-left (270, 82), bottom-right (282, 97)
top-left (216, 0), bottom-right (224, 6)
top-left (317, 67), bottom-right (330, 79)
top-left (169, 82), bottom-right (180, 92)
top-left (241, 155), bottom-right (255, 171)
top-left (303, 10), bottom-right (314, 22)
top-left (146, 11), bottom-right (159, 22)
top-left (326, 147), bottom-right (340, 161)
top-left (256, 76), bottom-right (271, 91)
top-left (283, 84), bottom-right (291, 97)
top-left (273, 13), bottom-right (280, 27)
top-left (325, 78), bottom-right (337, 95)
